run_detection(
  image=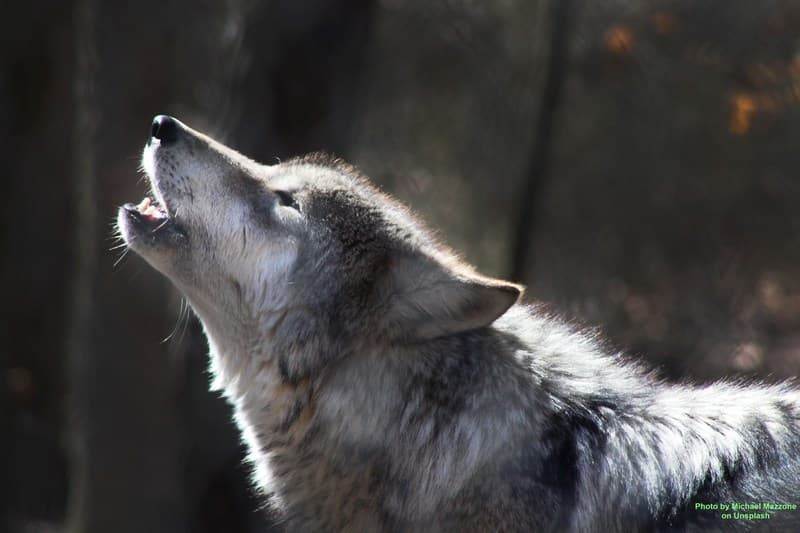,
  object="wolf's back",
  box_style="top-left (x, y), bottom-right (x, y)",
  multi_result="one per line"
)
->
top-left (488, 305), bottom-right (800, 532)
